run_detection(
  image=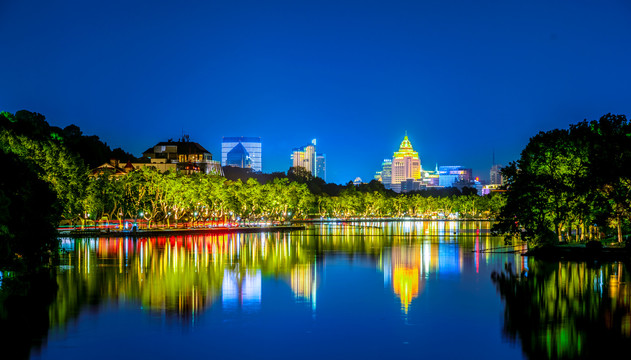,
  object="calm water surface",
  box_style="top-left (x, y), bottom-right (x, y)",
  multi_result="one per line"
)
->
top-left (5, 221), bottom-right (630, 359)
